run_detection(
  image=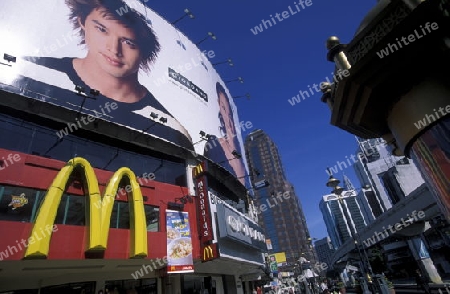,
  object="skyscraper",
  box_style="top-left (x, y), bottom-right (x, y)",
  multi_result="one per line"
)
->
top-left (244, 129), bottom-right (314, 264)
top-left (314, 237), bottom-right (336, 269)
top-left (319, 190), bottom-right (367, 249)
